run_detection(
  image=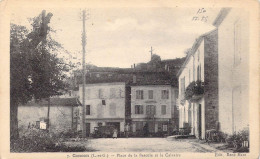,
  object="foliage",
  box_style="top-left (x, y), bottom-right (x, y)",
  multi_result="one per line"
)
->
top-left (184, 48), bottom-right (192, 56)
top-left (10, 129), bottom-right (88, 152)
top-left (10, 11), bottom-right (72, 139)
top-left (10, 22), bottom-right (69, 102)
top-left (185, 80), bottom-right (204, 100)
top-left (149, 54), bottom-right (161, 65)
top-left (225, 128), bottom-right (249, 152)
top-left (59, 130), bottom-right (78, 138)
